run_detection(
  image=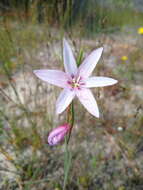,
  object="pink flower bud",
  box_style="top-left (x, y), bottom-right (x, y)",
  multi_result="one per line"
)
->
top-left (48, 124), bottom-right (70, 146)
